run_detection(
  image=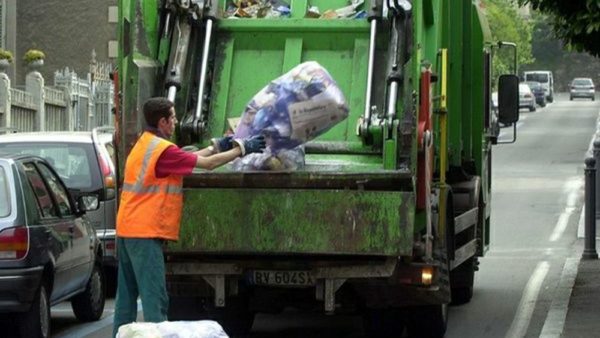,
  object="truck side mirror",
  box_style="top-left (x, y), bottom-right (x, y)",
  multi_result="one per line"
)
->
top-left (498, 74), bottom-right (519, 125)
